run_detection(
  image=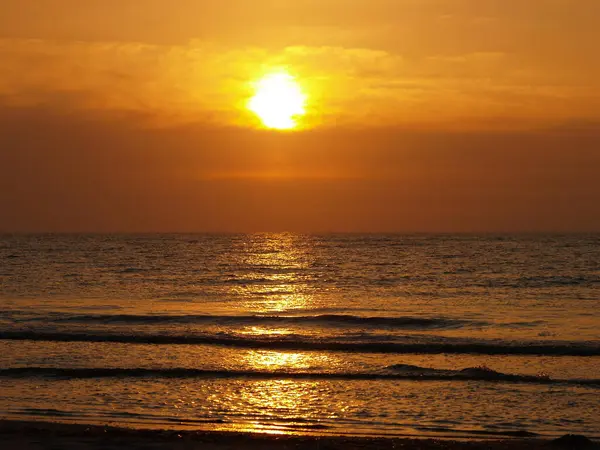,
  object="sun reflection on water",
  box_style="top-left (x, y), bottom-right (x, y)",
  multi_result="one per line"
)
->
top-left (238, 326), bottom-right (293, 336)
top-left (242, 349), bottom-right (333, 371)
top-left (213, 235), bottom-right (335, 434)
top-left (256, 291), bottom-right (313, 313)
top-left (232, 234), bottom-right (316, 313)
top-left (211, 379), bottom-right (328, 435)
